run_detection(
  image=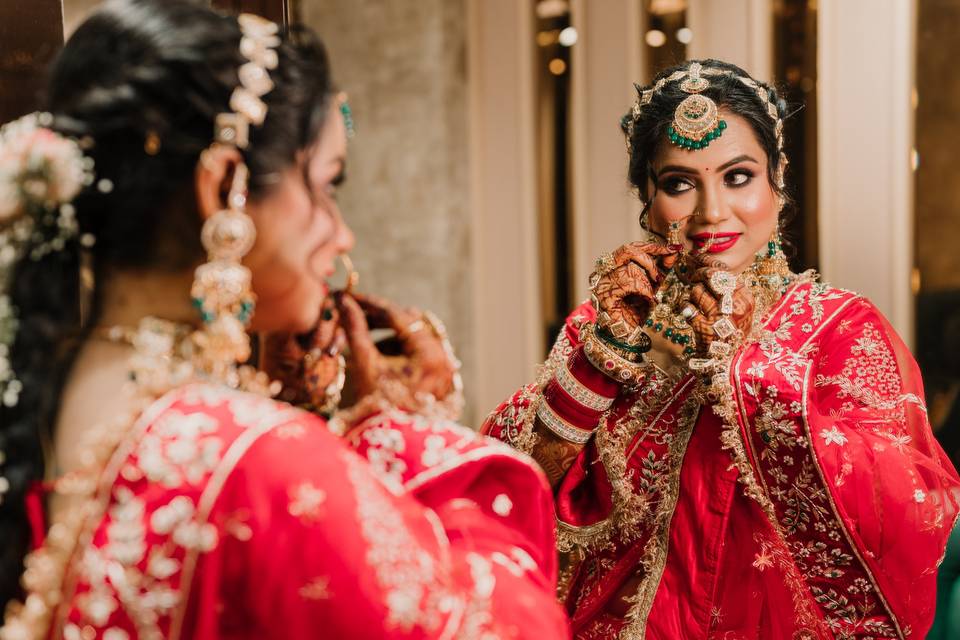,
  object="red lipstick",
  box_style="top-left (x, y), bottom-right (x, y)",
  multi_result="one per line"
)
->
top-left (691, 232), bottom-right (741, 254)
